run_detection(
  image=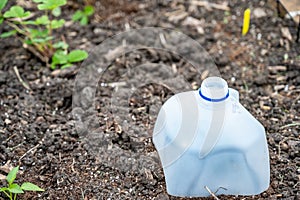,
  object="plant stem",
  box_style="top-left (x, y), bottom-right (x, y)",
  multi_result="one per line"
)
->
top-left (280, 123), bottom-right (300, 129)
top-left (2, 190), bottom-right (11, 200)
top-left (6, 19), bottom-right (49, 63)
top-left (13, 193), bottom-right (17, 200)
top-left (18, 19), bottom-right (47, 55)
top-left (47, 9), bottom-right (54, 54)
top-left (6, 21), bottom-right (26, 35)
